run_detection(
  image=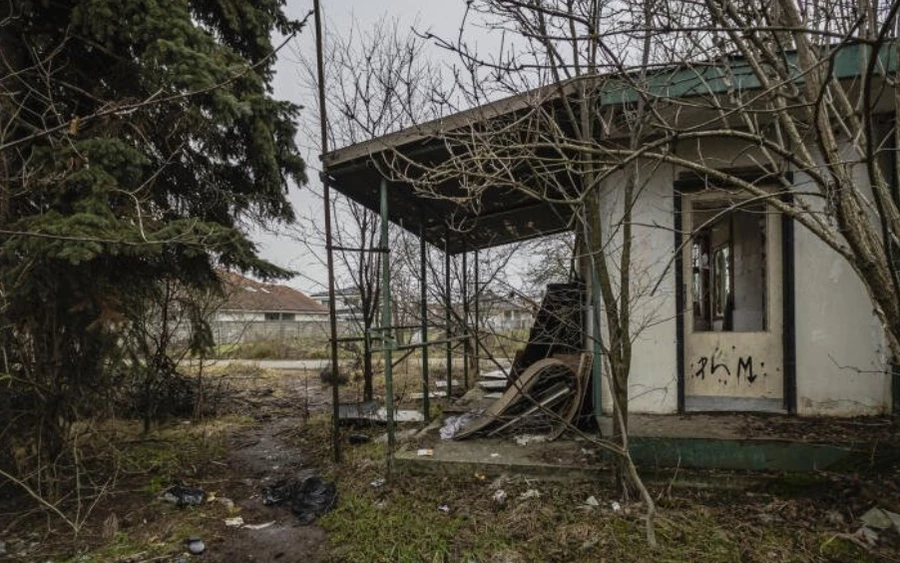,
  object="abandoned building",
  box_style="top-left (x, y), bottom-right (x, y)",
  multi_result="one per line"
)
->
top-left (320, 43), bottom-right (896, 421)
top-left (212, 271), bottom-right (329, 345)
